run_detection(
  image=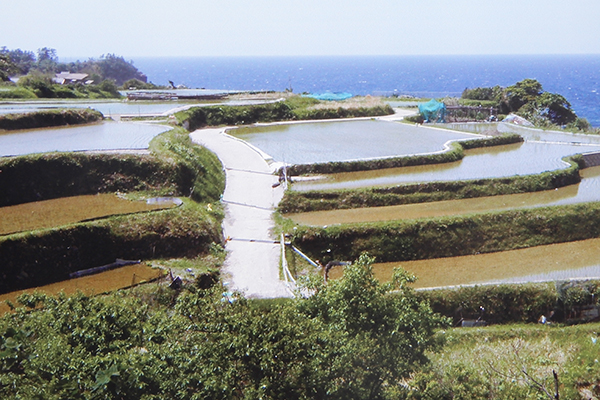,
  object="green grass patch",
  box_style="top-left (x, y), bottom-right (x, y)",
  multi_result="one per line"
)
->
top-left (406, 322), bottom-right (600, 399)
top-left (0, 87), bottom-right (37, 99)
